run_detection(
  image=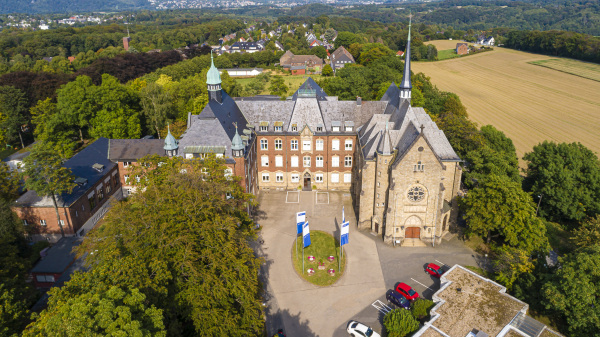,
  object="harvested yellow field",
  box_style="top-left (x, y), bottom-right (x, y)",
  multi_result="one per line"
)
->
top-left (529, 58), bottom-right (600, 82)
top-left (426, 39), bottom-right (466, 50)
top-left (413, 43), bottom-right (600, 164)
